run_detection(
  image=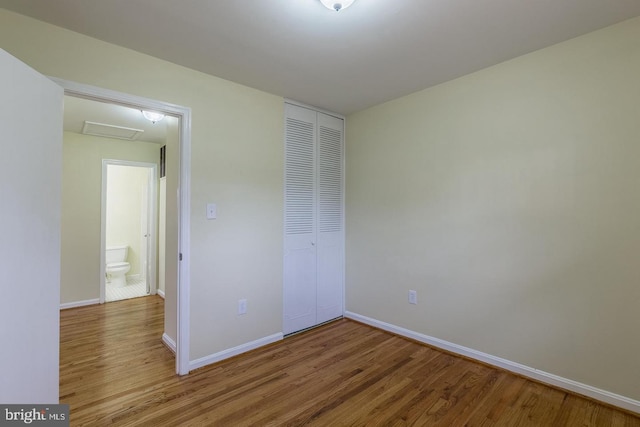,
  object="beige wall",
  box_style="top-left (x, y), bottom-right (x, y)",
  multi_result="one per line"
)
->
top-left (61, 131), bottom-right (159, 303)
top-left (106, 164), bottom-right (150, 277)
top-left (0, 9), bottom-right (284, 360)
top-left (346, 17), bottom-right (640, 401)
